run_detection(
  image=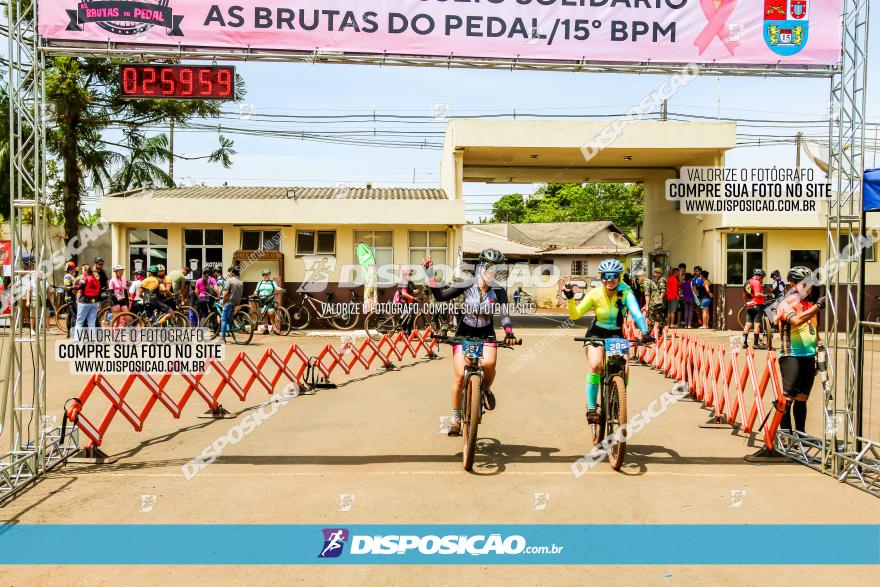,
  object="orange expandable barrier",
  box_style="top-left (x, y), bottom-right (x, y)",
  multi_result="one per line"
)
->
top-left (65, 327), bottom-right (439, 449)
